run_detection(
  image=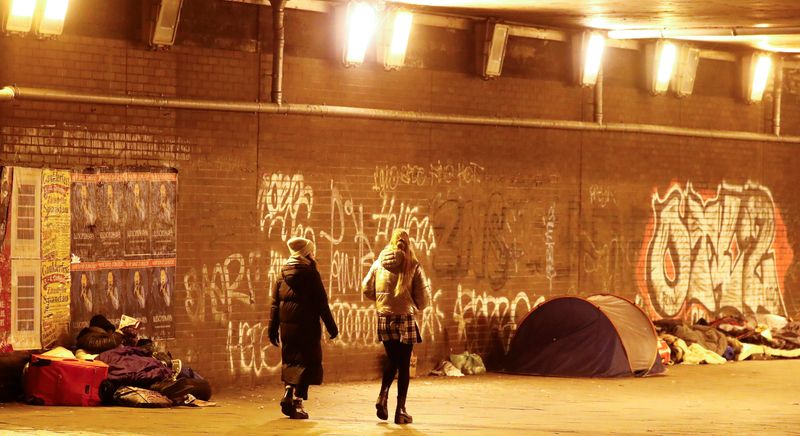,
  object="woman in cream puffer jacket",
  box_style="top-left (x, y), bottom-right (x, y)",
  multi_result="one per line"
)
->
top-left (362, 229), bottom-right (429, 425)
